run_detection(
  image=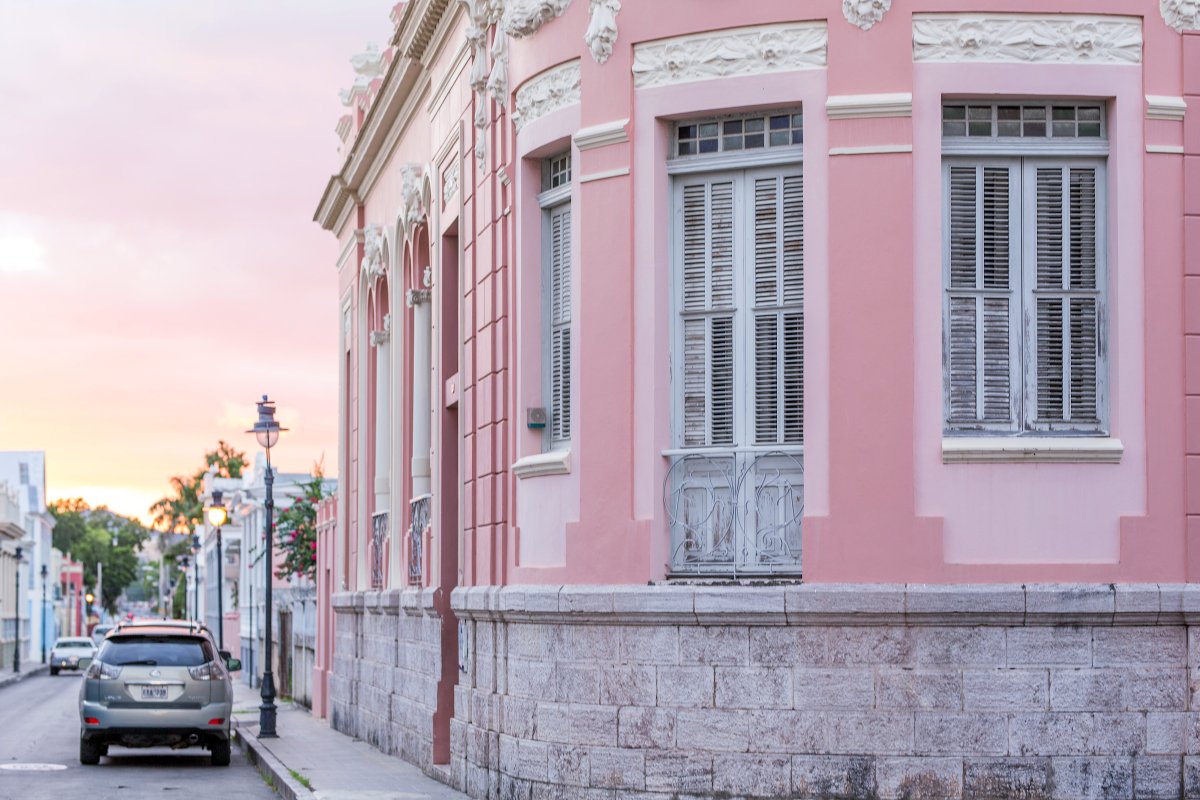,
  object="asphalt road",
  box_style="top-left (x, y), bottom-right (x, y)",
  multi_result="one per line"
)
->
top-left (0, 673), bottom-right (278, 800)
